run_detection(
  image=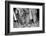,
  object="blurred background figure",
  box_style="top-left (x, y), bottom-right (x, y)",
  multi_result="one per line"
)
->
top-left (31, 9), bottom-right (38, 23)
